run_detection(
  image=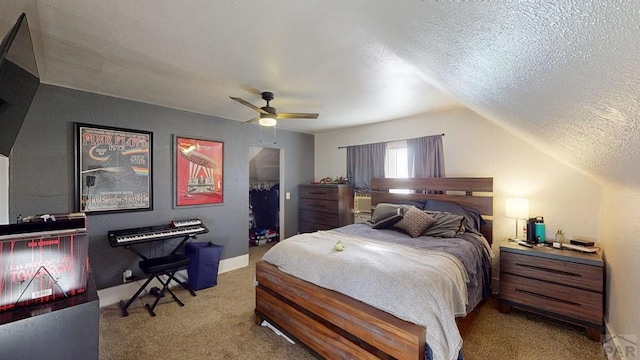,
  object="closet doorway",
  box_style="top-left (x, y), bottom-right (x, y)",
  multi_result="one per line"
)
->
top-left (249, 146), bottom-right (281, 247)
